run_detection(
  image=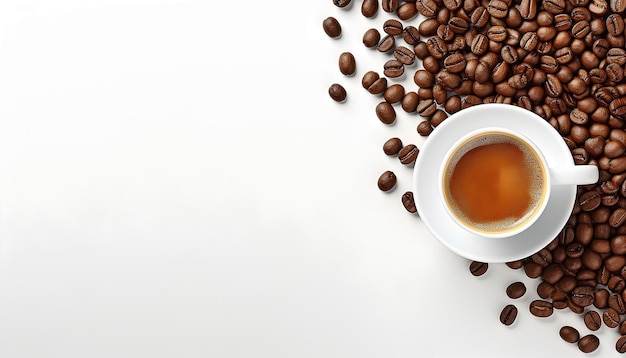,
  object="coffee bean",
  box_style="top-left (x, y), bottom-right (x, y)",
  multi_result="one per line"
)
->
top-left (398, 144), bottom-right (419, 165)
top-left (443, 0), bottom-right (462, 10)
top-left (611, 0), bottom-right (626, 12)
top-left (417, 120), bottom-right (433, 136)
top-left (610, 97), bottom-right (626, 118)
top-left (382, 138), bottom-right (404, 157)
top-left (590, 0), bottom-right (609, 15)
top-left (469, 261), bottom-right (488, 276)
top-left (338, 52), bottom-right (356, 76)
top-left (609, 292), bottom-right (626, 314)
top-left (426, 36), bottom-right (447, 59)
top-left (608, 48), bottom-right (626, 65)
top-left (328, 83), bottom-right (347, 102)
top-left (519, 0), bottom-right (537, 19)
top-left (377, 35), bottom-right (395, 53)
top-left (416, 0), bottom-right (438, 17)
top-left (618, 336), bottom-right (626, 353)
top-left (402, 26), bottom-right (421, 46)
top-left (381, 0), bottom-right (398, 12)
top-left (584, 310), bottom-right (602, 331)
top-left (560, 326), bottom-right (580, 343)
top-left (333, 0), bottom-right (352, 7)
top-left (363, 28), bottom-right (381, 48)
top-left (579, 191), bottom-right (601, 211)
top-left (377, 170), bottom-right (397, 192)
top-left (487, 0), bottom-right (508, 18)
top-left (376, 101), bottom-right (396, 124)
top-left (571, 286), bottom-right (595, 307)
top-left (362, 71), bottom-right (387, 95)
top-left (394, 46), bottom-right (415, 66)
top-left (416, 99), bottom-right (437, 117)
top-left (397, 2), bottom-right (418, 20)
top-left (414, 70), bottom-right (435, 88)
top-left (384, 84), bottom-right (405, 104)
top-left (448, 17), bottom-right (469, 34)
top-left (506, 282), bottom-right (526, 299)
top-left (383, 19), bottom-right (403, 36)
top-left (401, 191), bottom-right (417, 213)
top-left (470, 34), bottom-right (489, 55)
top-left (543, 0), bottom-right (565, 13)
top-left (604, 307), bottom-right (621, 328)
top-left (323, 17), bottom-right (342, 38)
top-left (361, 0), bottom-right (378, 17)
top-left (402, 92), bottom-right (419, 113)
top-left (499, 304), bottom-right (517, 326)
top-left (578, 334), bottom-right (600, 353)
top-left (419, 18), bottom-right (440, 37)
top-left (383, 59), bottom-right (404, 78)
top-left (530, 300), bottom-right (554, 317)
